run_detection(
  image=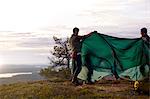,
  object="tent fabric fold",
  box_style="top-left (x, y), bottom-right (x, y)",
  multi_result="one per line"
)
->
top-left (78, 32), bottom-right (150, 81)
